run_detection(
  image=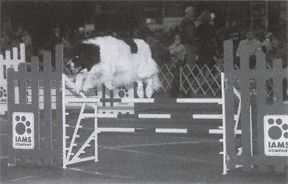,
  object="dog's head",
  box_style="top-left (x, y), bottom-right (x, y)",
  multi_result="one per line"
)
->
top-left (66, 43), bottom-right (100, 75)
